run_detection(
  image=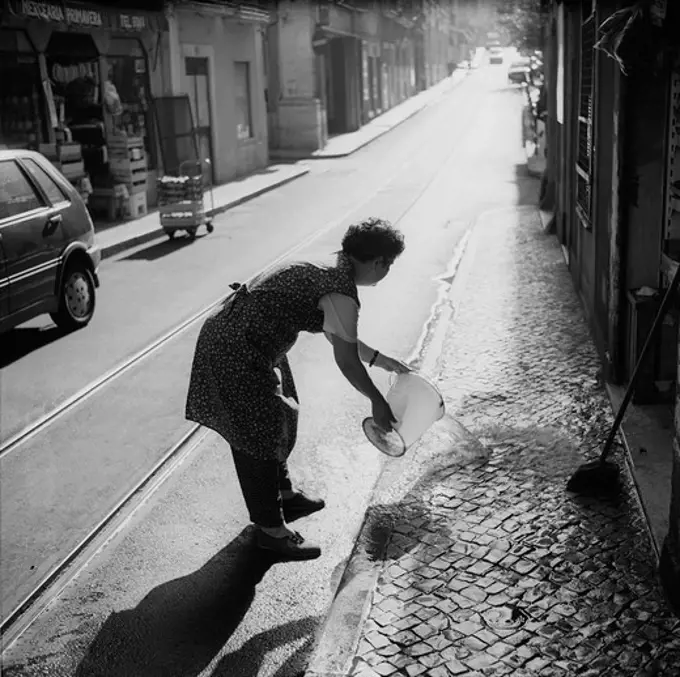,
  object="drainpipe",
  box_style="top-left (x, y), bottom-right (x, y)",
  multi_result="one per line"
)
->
top-left (606, 67), bottom-right (625, 385)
